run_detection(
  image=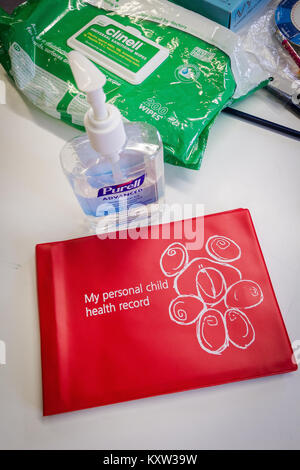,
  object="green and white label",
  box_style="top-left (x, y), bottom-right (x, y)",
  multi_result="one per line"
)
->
top-left (76, 24), bottom-right (159, 73)
top-left (67, 16), bottom-right (169, 84)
